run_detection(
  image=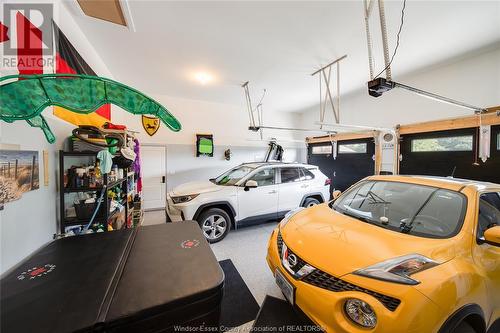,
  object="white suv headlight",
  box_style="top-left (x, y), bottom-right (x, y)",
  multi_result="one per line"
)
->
top-left (171, 194), bottom-right (199, 204)
top-left (354, 254), bottom-right (439, 285)
top-left (279, 207), bottom-right (305, 228)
